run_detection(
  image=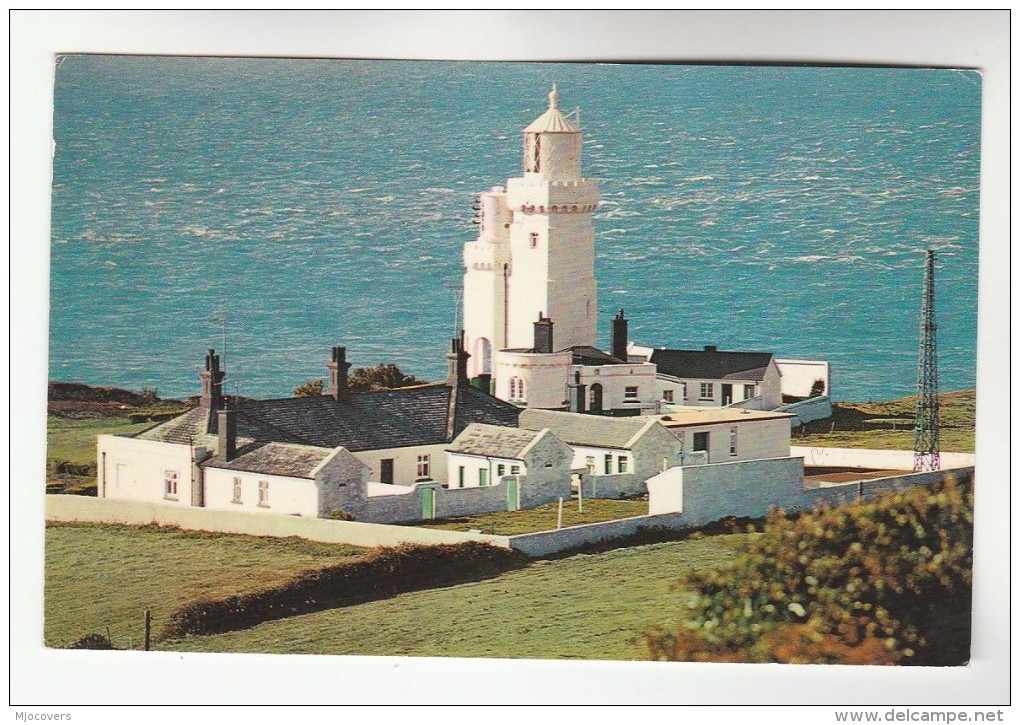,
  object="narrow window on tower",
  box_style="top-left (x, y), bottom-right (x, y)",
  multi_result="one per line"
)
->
top-left (530, 232), bottom-right (538, 249)
top-left (534, 135), bottom-right (541, 172)
top-left (586, 300), bottom-right (592, 318)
